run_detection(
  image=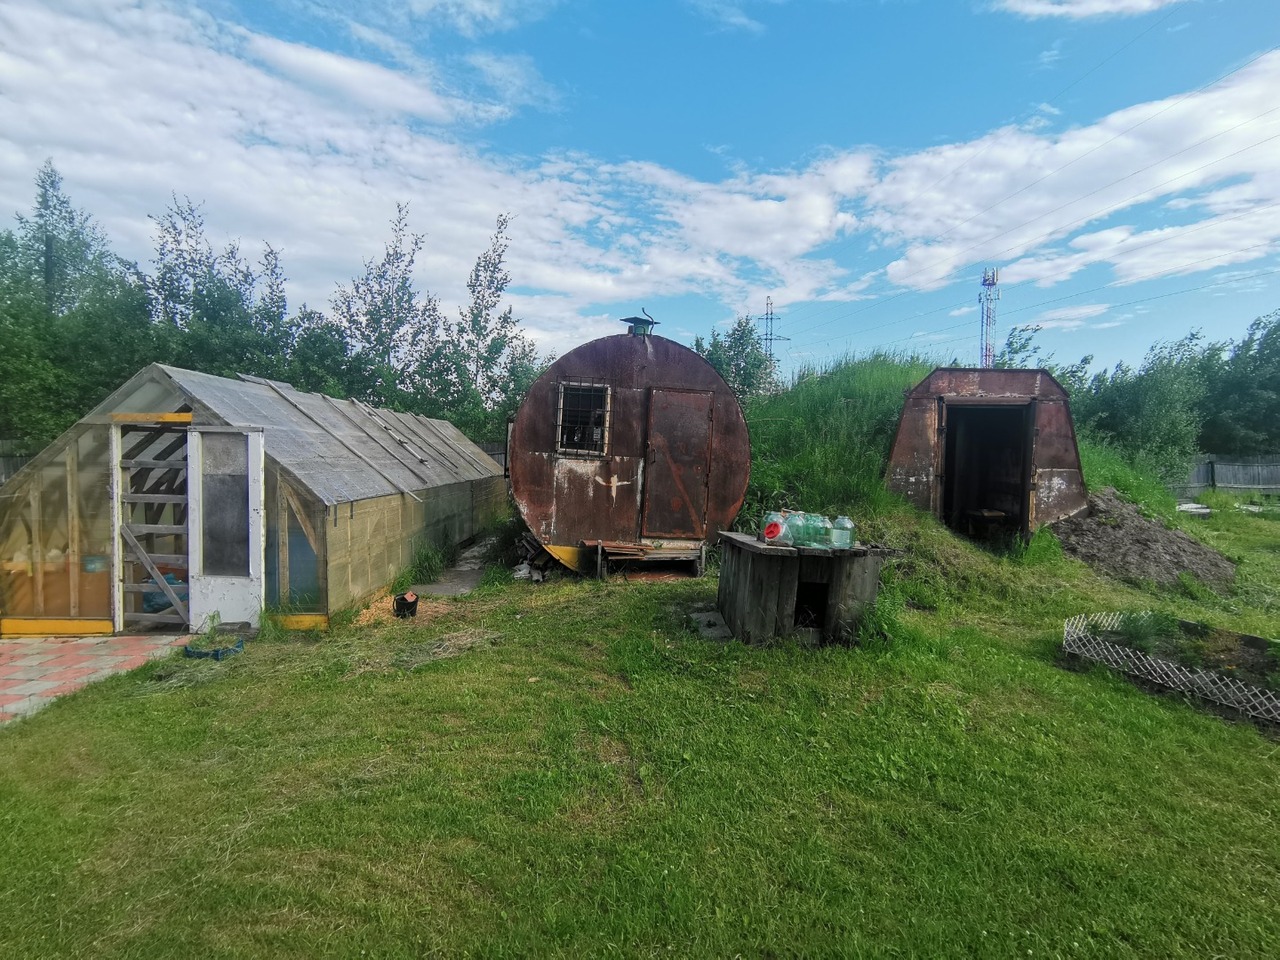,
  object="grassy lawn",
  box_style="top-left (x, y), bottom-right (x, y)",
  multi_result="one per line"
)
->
top-left (2, 502), bottom-right (1279, 957)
